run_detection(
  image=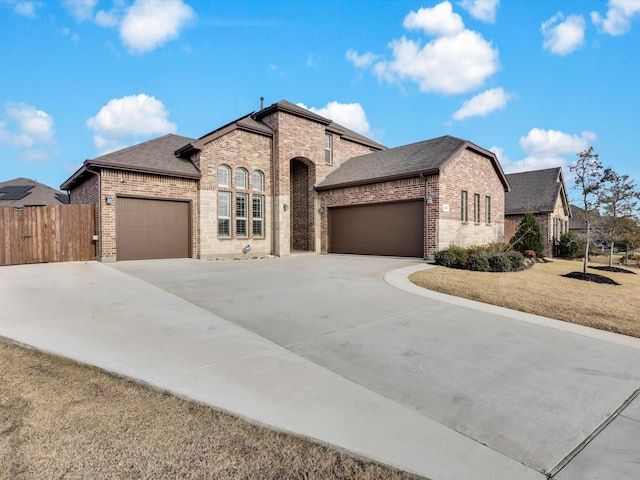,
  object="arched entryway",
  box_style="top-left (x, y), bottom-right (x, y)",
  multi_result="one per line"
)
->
top-left (290, 158), bottom-right (315, 252)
